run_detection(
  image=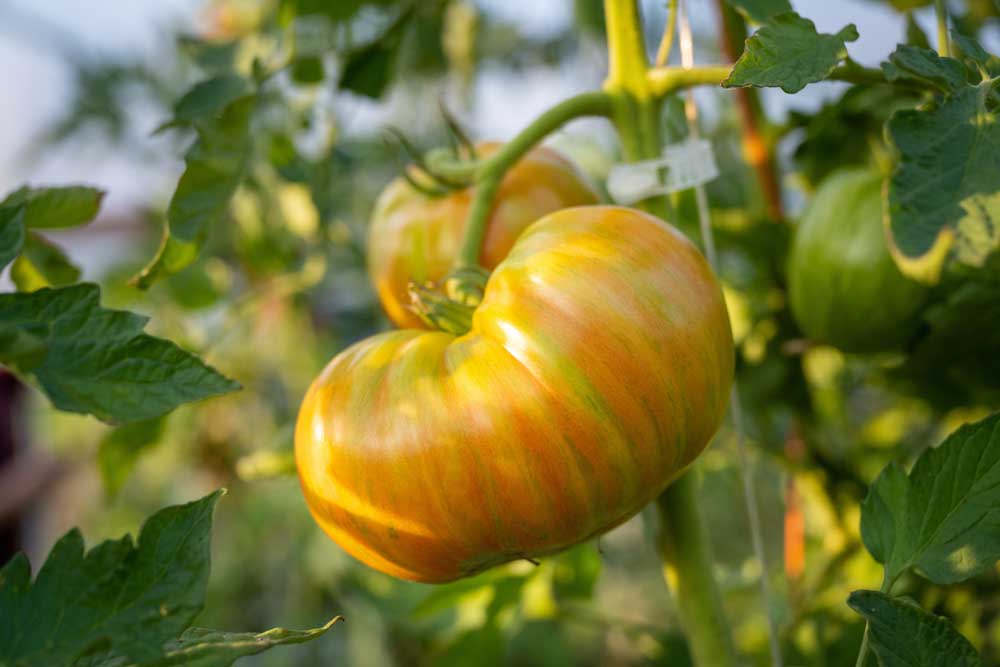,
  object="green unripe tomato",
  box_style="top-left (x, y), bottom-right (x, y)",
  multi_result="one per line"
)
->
top-left (787, 168), bottom-right (927, 353)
